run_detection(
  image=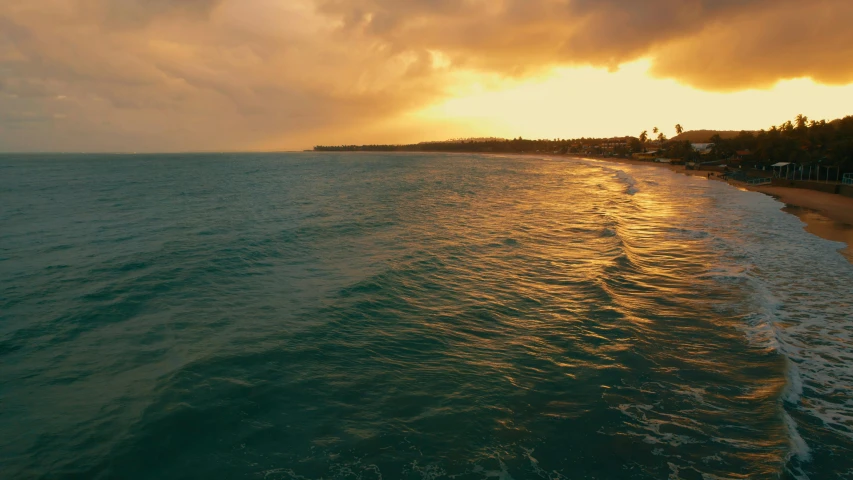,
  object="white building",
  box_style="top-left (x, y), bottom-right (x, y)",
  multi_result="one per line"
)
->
top-left (691, 143), bottom-right (714, 155)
